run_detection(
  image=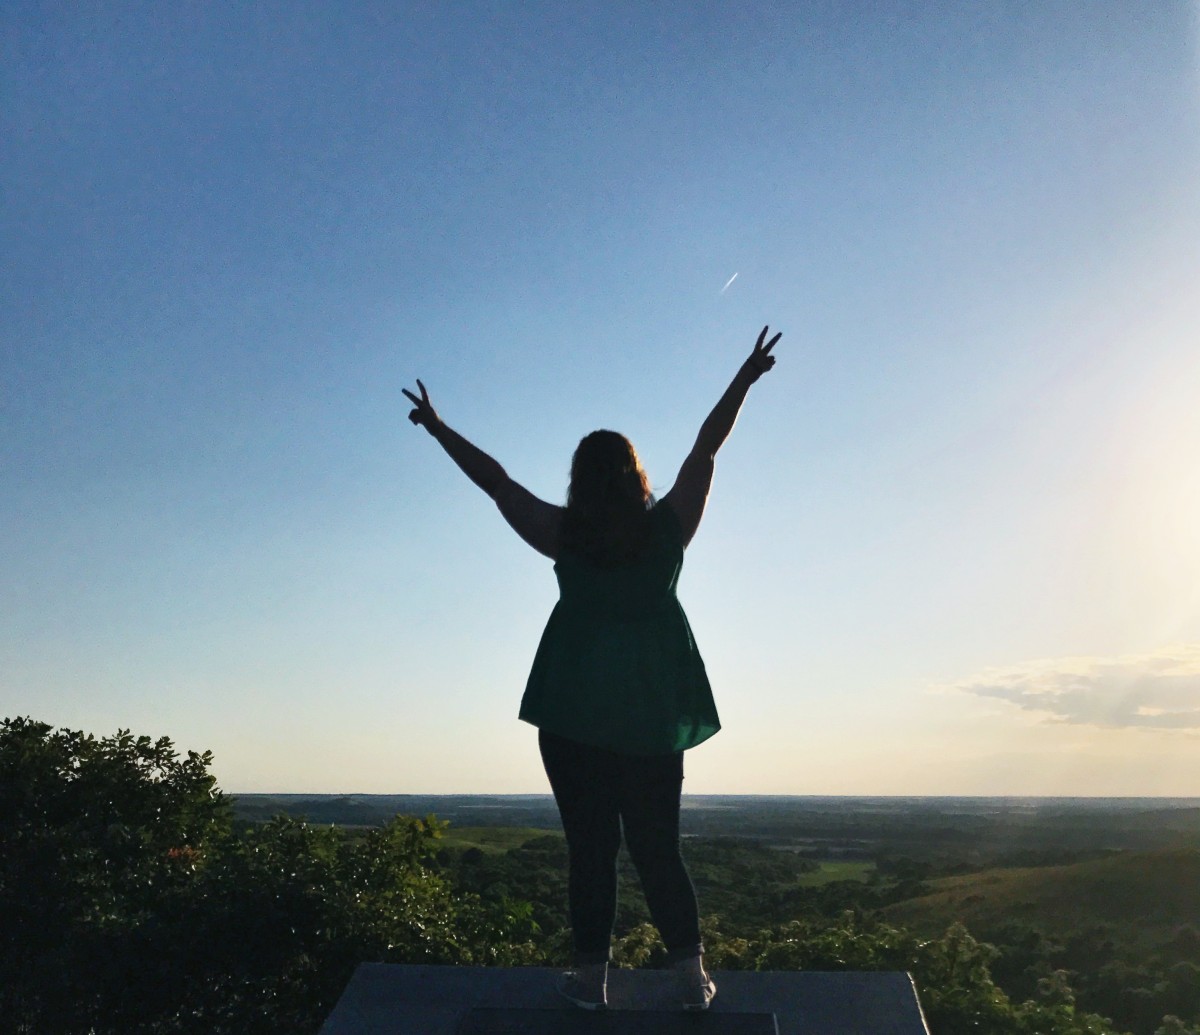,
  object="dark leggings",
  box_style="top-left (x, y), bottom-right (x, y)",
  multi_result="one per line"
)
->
top-left (538, 729), bottom-right (703, 966)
